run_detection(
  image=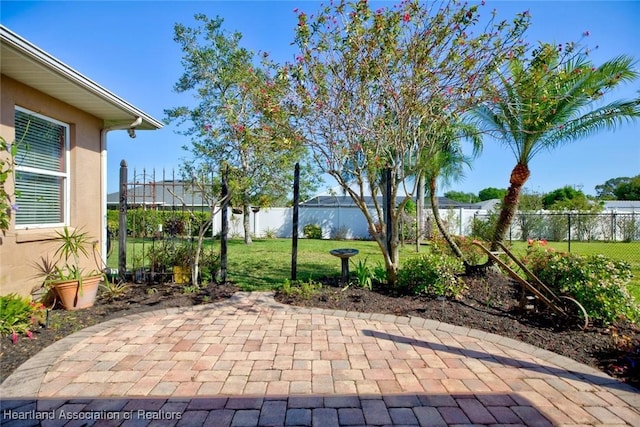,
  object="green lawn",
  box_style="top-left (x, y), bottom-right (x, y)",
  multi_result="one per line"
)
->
top-left (107, 238), bottom-right (425, 290)
top-left (107, 238), bottom-right (640, 299)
